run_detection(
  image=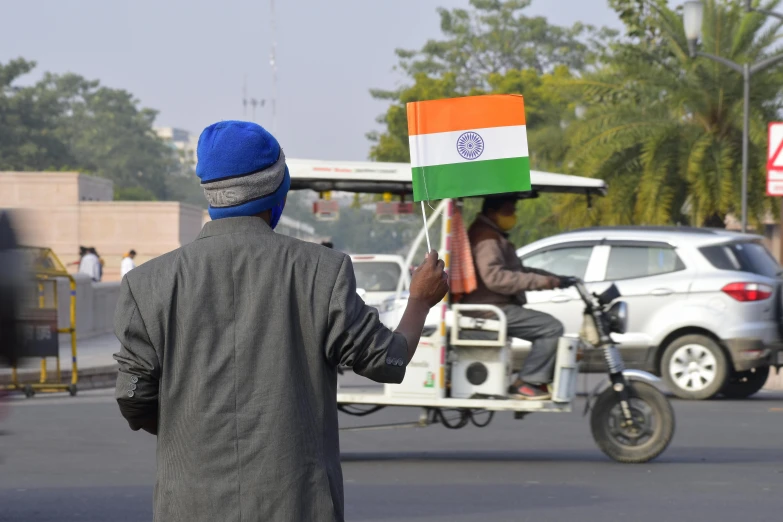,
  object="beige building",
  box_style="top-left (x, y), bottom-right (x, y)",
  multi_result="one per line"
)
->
top-left (1, 171), bottom-right (203, 281)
